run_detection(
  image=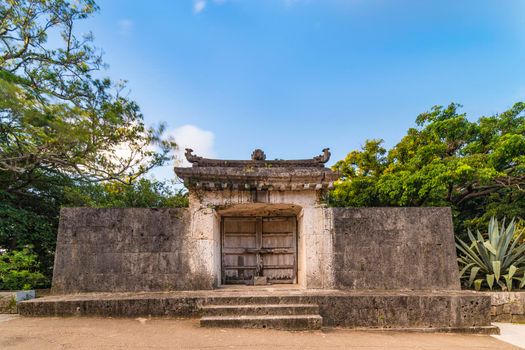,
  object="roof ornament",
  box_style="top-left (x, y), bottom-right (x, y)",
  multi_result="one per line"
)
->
top-left (183, 147), bottom-right (331, 167)
top-left (184, 149), bottom-right (202, 163)
top-left (313, 148), bottom-right (331, 164)
top-left (251, 149), bottom-right (266, 161)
